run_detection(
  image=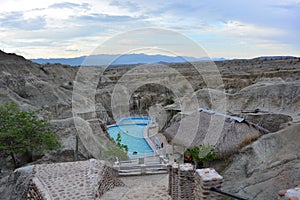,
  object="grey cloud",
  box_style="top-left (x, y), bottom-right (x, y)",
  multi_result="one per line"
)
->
top-left (109, 0), bottom-right (141, 12)
top-left (0, 12), bottom-right (46, 30)
top-left (3, 40), bottom-right (55, 48)
top-left (48, 2), bottom-right (90, 10)
top-left (134, 0), bottom-right (300, 48)
top-left (137, 0), bottom-right (299, 31)
top-left (65, 49), bottom-right (81, 52)
top-left (76, 13), bottom-right (141, 23)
